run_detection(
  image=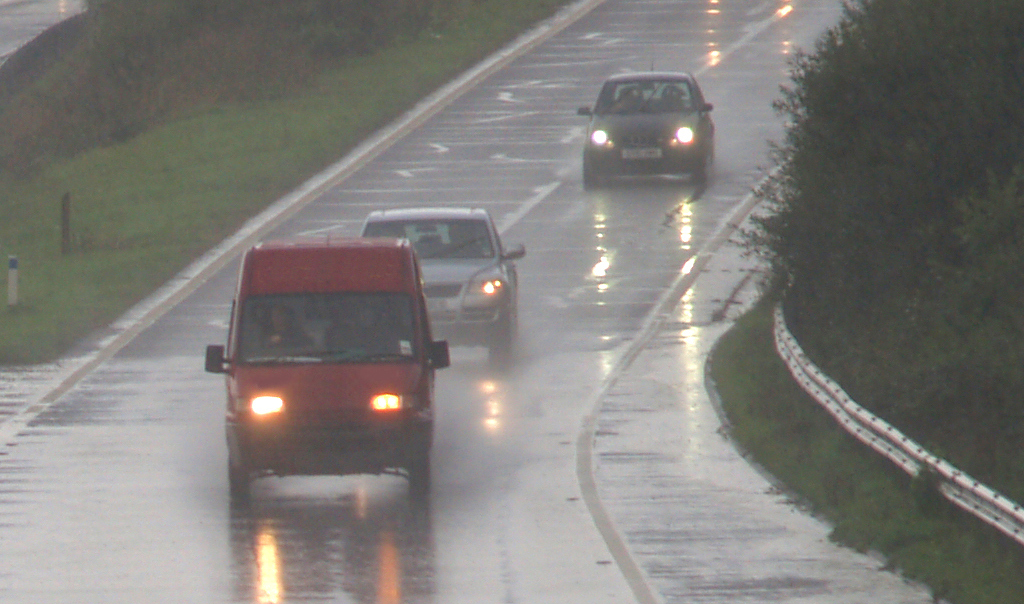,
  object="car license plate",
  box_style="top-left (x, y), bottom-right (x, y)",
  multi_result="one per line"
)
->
top-left (621, 147), bottom-right (662, 160)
